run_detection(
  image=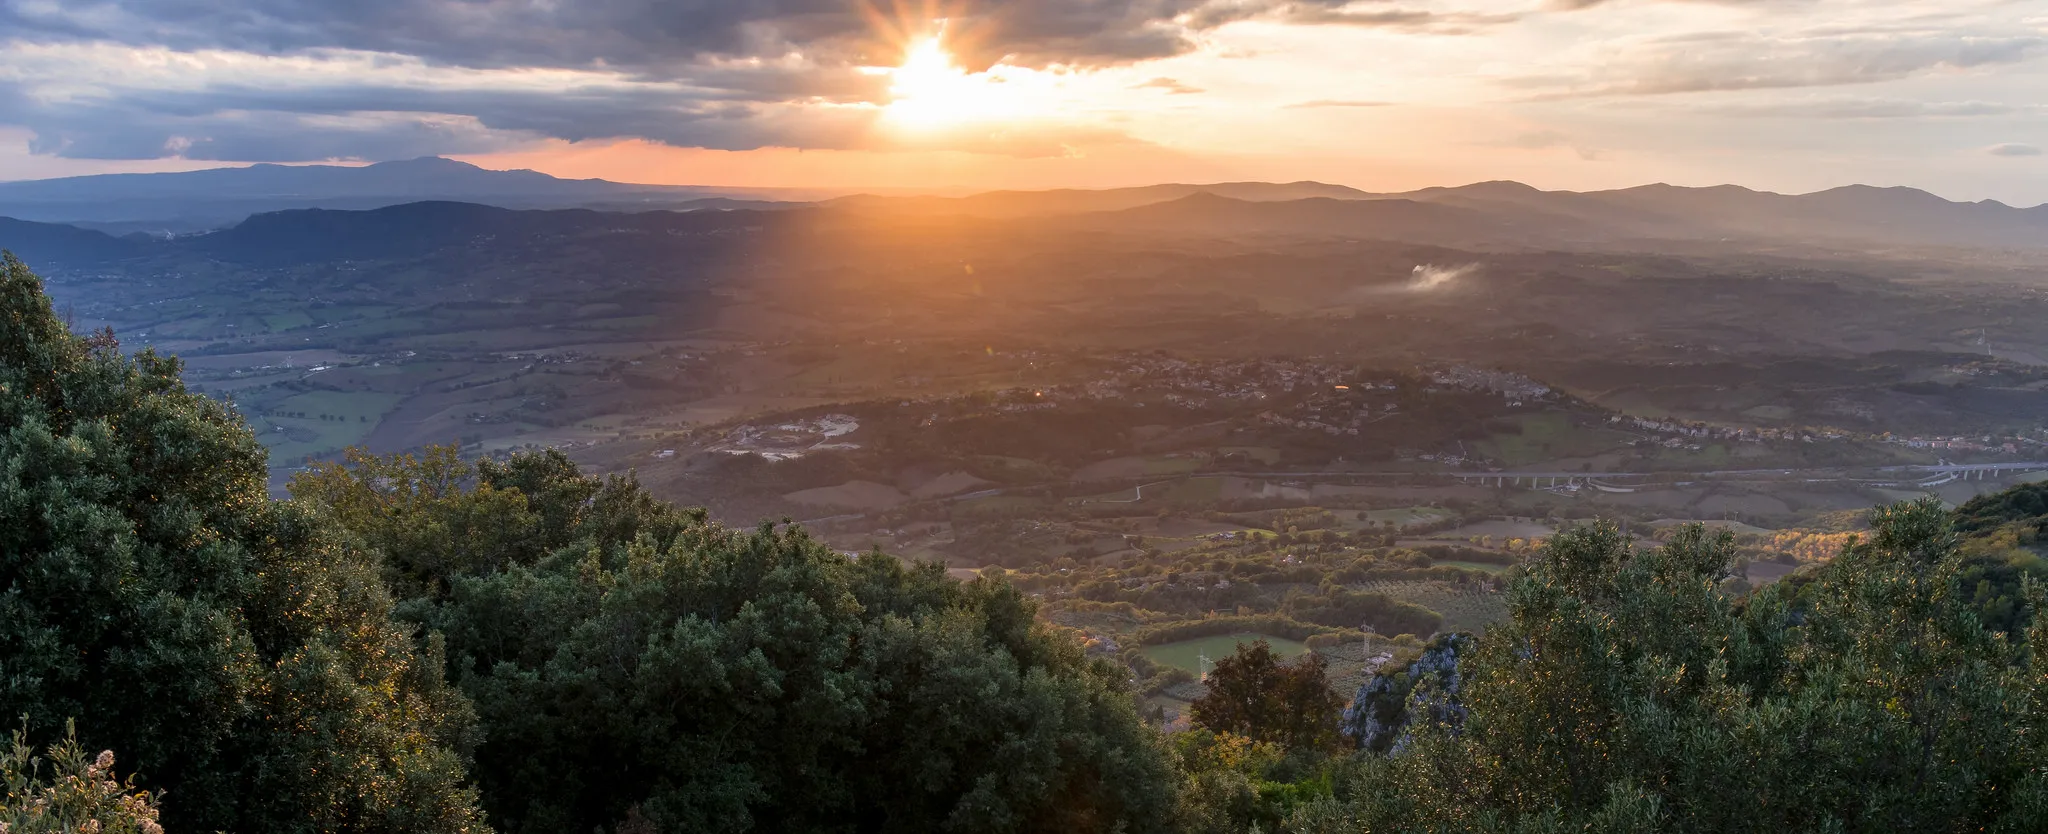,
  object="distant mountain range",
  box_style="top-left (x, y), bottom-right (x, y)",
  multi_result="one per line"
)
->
top-left (851, 179), bottom-right (2048, 251)
top-left (826, 181), bottom-right (1372, 217)
top-left (0, 157), bottom-right (810, 232)
top-left (0, 216), bottom-right (145, 264)
top-left (0, 200), bottom-right (803, 269)
top-left (3, 158), bottom-right (2046, 265)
